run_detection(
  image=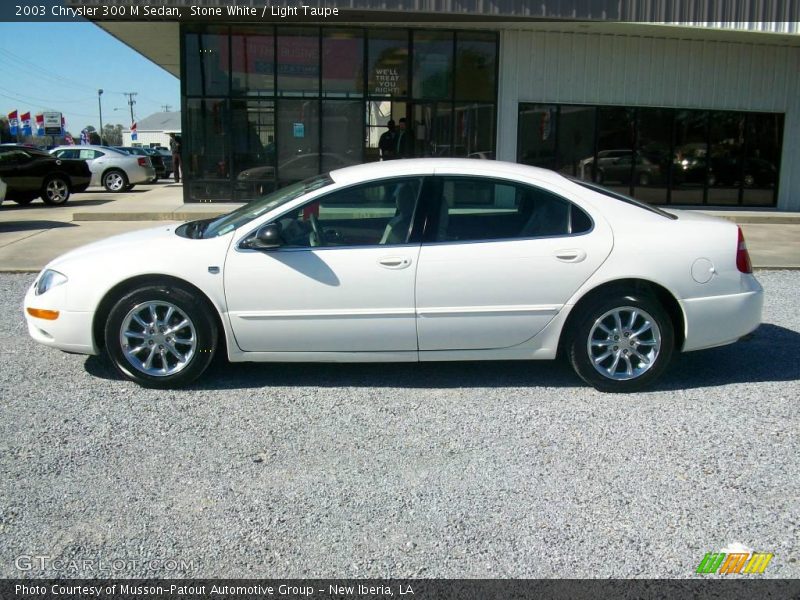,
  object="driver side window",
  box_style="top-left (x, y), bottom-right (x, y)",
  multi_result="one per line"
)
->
top-left (274, 177), bottom-right (422, 248)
